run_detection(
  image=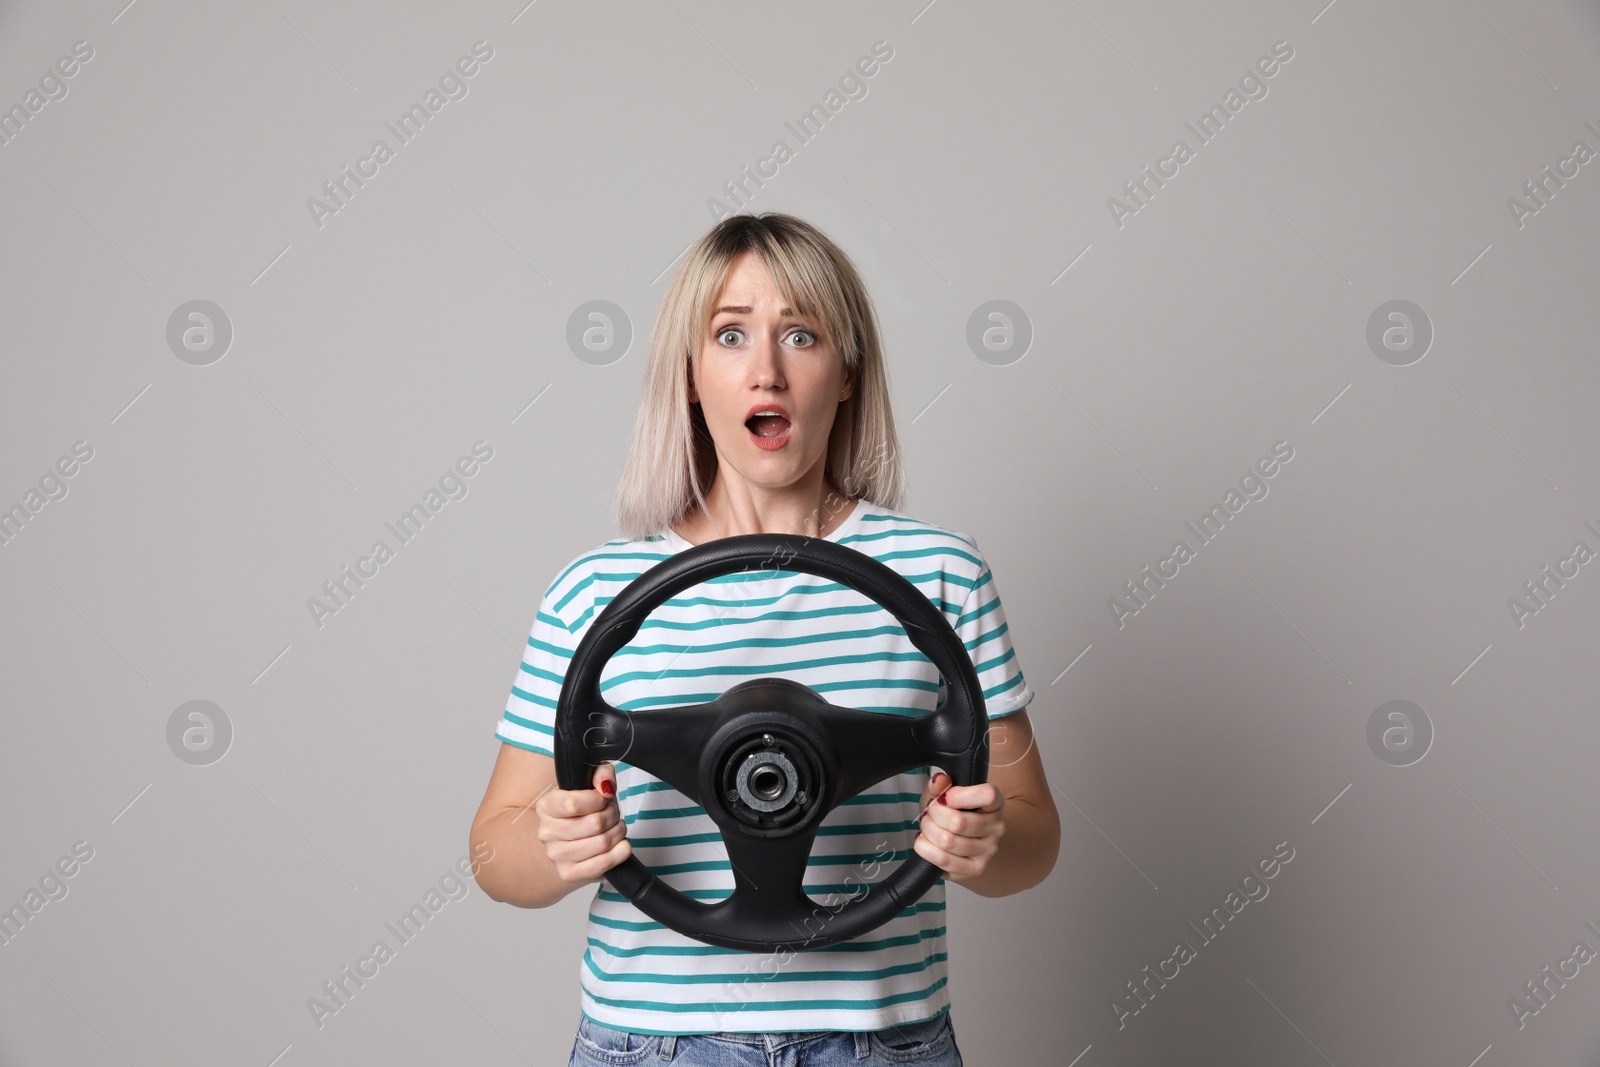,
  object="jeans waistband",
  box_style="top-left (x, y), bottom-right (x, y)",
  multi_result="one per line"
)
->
top-left (651, 1027), bottom-right (875, 1058)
